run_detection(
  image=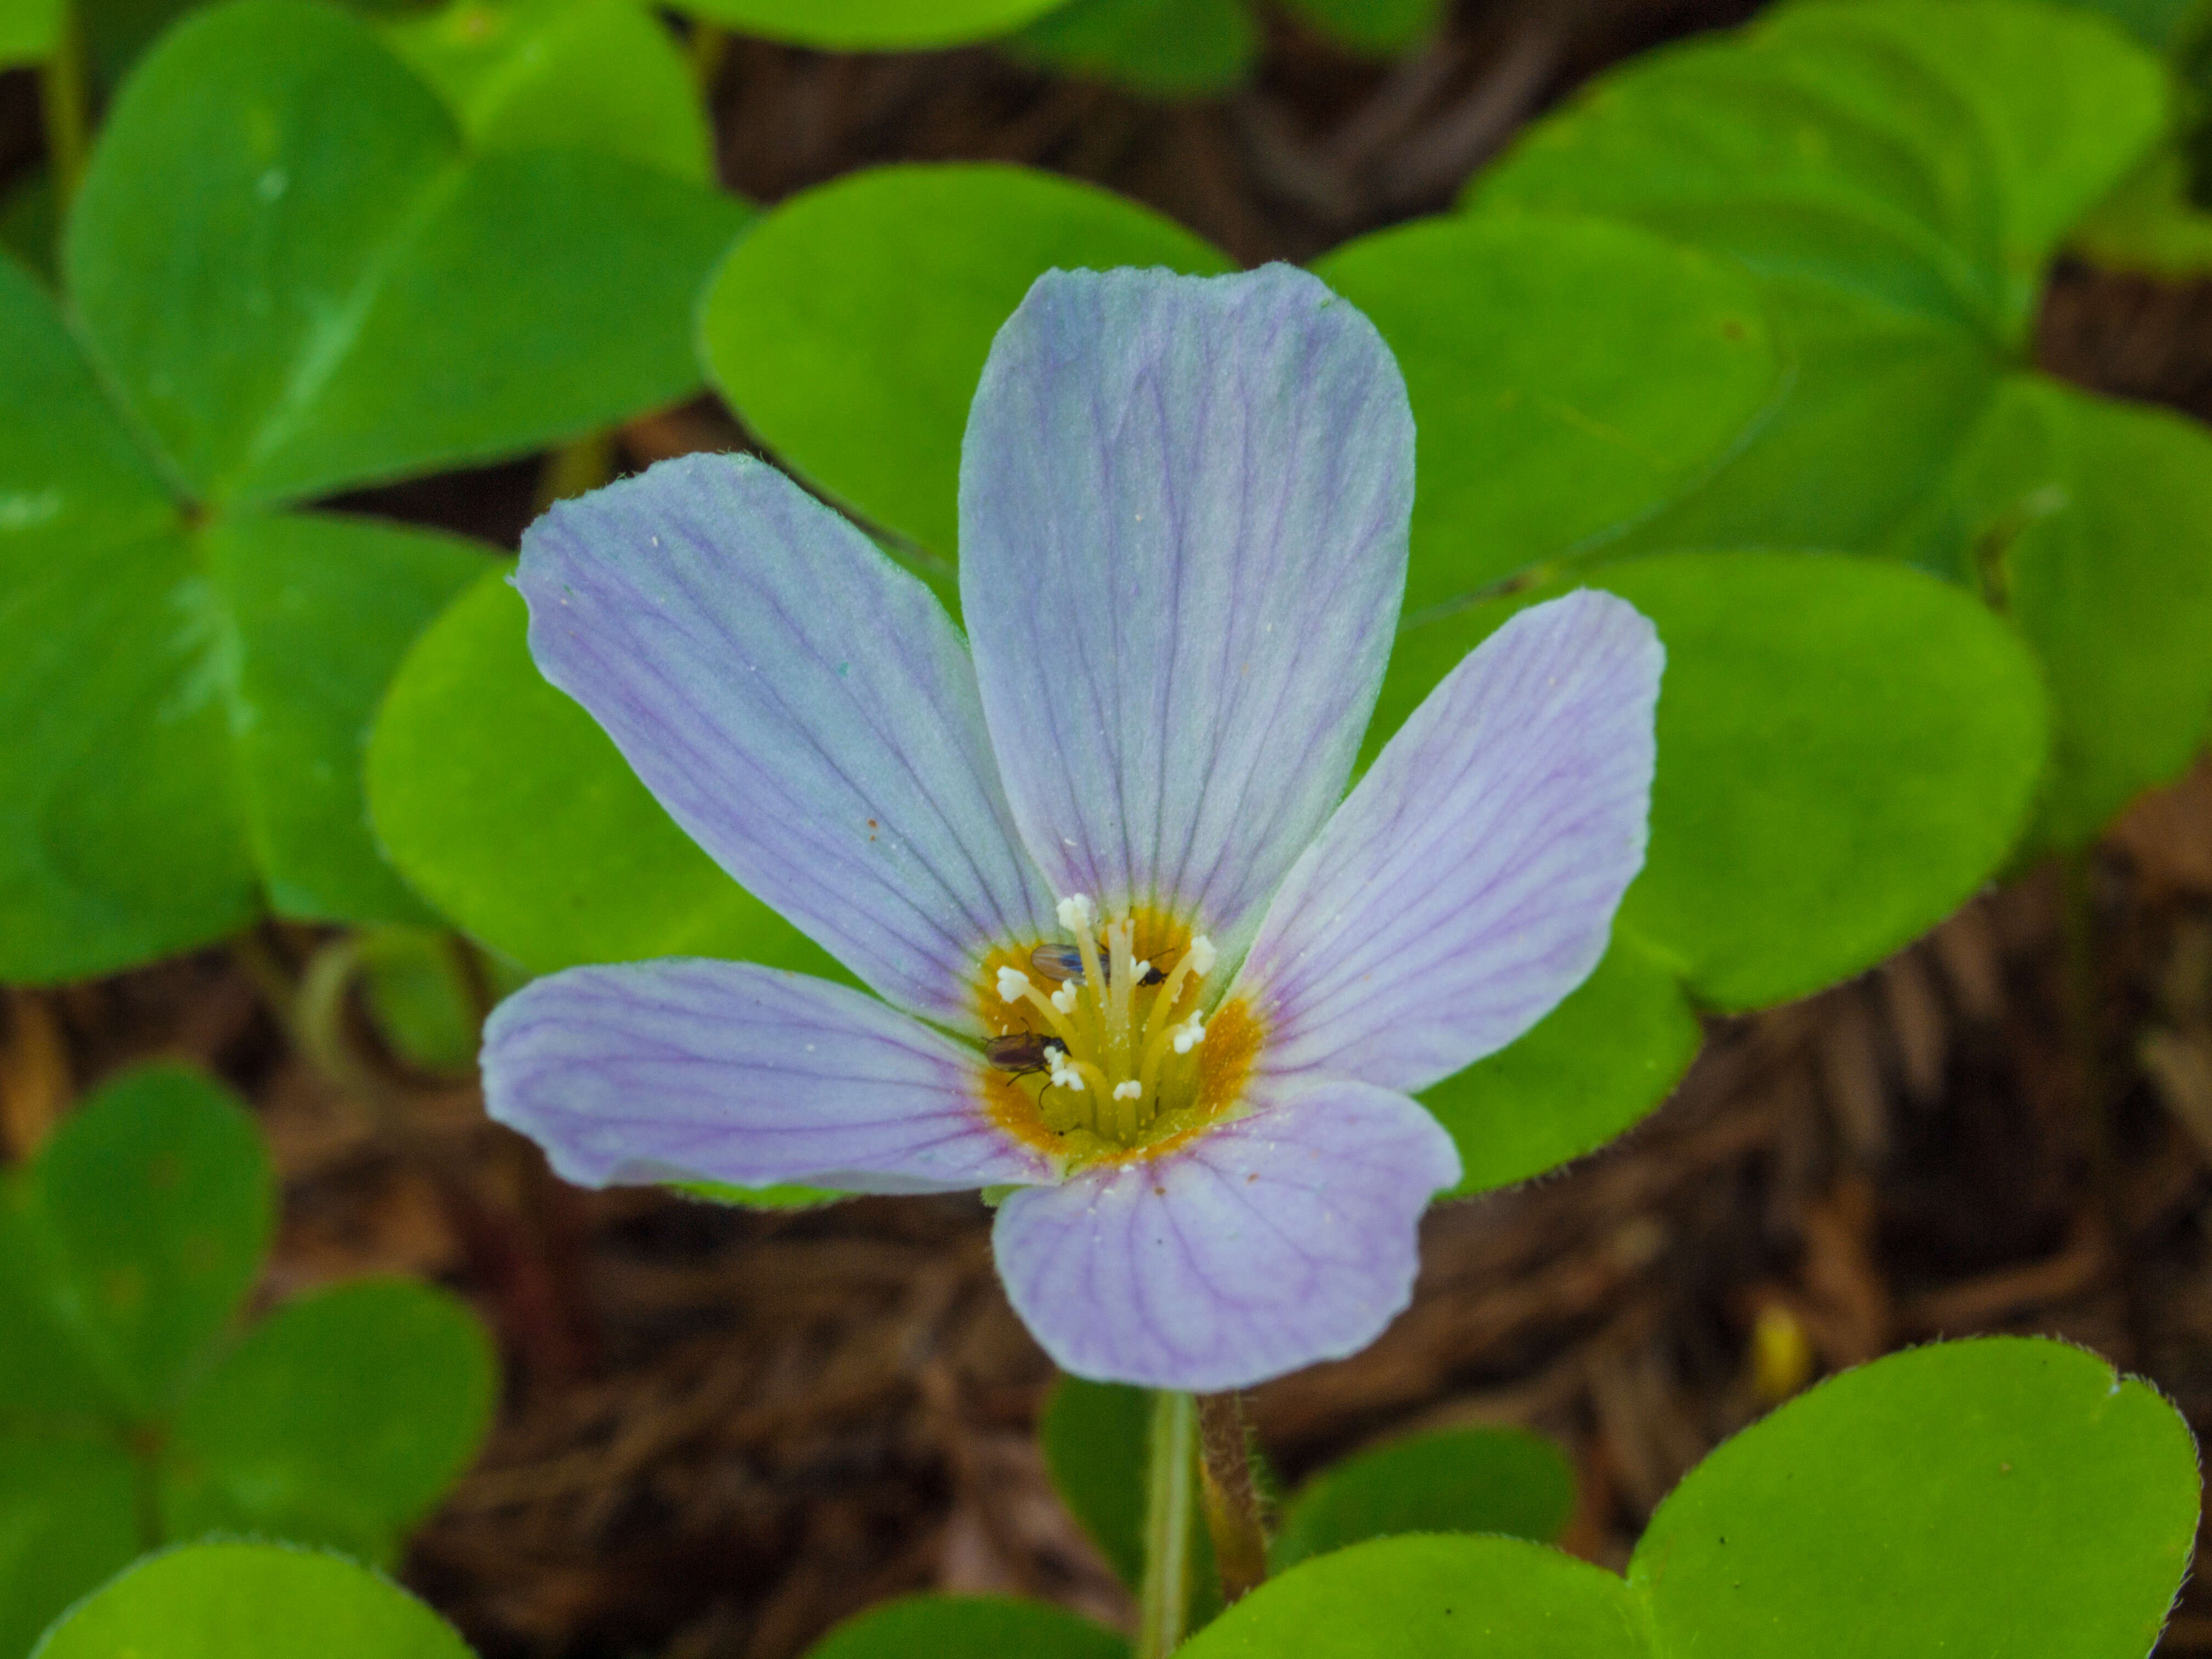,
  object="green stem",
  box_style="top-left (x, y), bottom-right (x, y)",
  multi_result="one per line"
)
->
top-left (126, 1424), bottom-right (166, 1551)
top-left (2061, 849), bottom-right (2143, 1360)
top-left (2061, 848), bottom-right (2110, 1193)
top-left (41, 0), bottom-right (90, 207)
top-left (1137, 1390), bottom-right (1198, 1659)
top-left (534, 429), bottom-right (618, 514)
top-left (234, 927), bottom-right (403, 1124)
top-left (228, 928), bottom-right (302, 1046)
top-left (296, 934), bottom-right (374, 1097)
top-left (690, 20), bottom-right (728, 95)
